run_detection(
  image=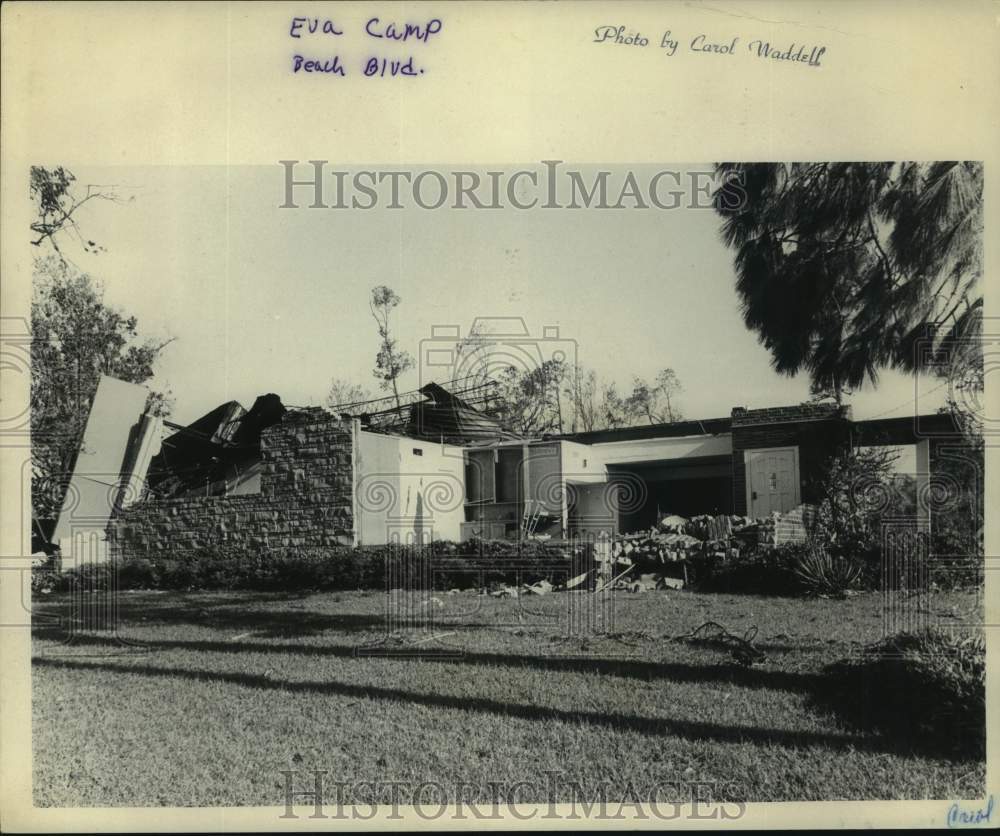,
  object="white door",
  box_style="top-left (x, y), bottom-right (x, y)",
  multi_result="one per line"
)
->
top-left (745, 447), bottom-right (800, 518)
